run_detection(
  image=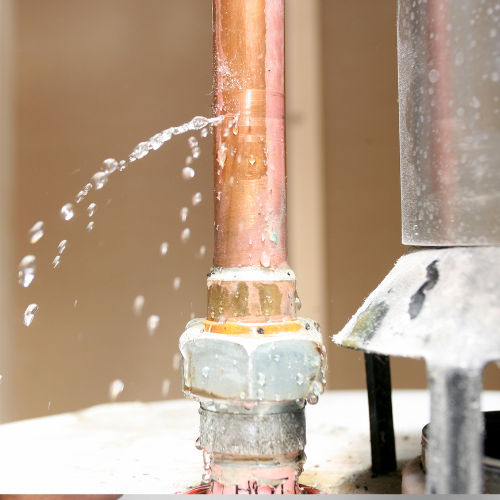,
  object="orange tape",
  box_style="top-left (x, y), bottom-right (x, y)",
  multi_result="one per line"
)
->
top-left (202, 319), bottom-right (302, 335)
